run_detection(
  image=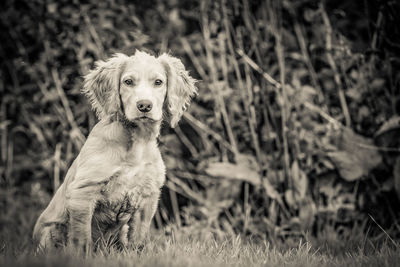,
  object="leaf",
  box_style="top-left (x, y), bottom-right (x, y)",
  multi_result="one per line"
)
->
top-left (346, 87), bottom-right (362, 101)
top-left (285, 189), bottom-right (297, 209)
top-left (327, 128), bottom-right (382, 181)
top-left (262, 178), bottom-right (281, 200)
top-left (291, 161), bottom-right (308, 200)
top-left (205, 161), bottom-right (260, 185)
top-left (370, 78), bottom-right (385, 90)
top-left (327, 151), bottom-right (364, 181)
top-left (298, 198), bottom-right (316, 230)
top-left (268, 201), bottom-right (278, 225)
top-left (375, 116), bottom-right (400, 137)
top-left (236, 154), bottom-right (259, 171)
top-left (298, 85), bottom-right (317, 104)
